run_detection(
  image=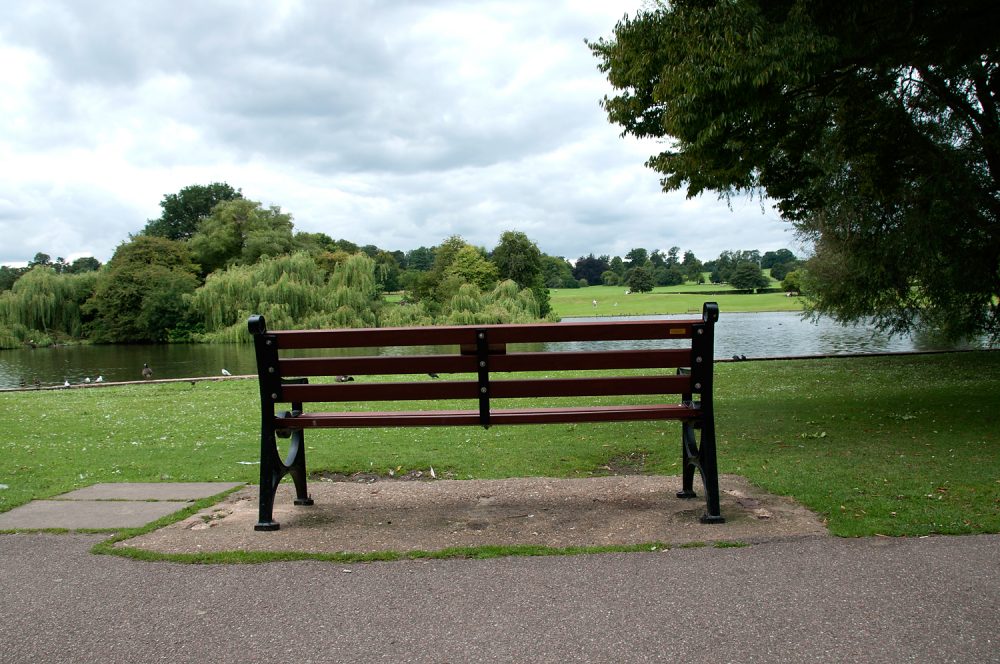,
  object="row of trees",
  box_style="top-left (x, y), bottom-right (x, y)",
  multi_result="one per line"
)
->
top-left (0, 184), bottom-right (561, 347)
top-left (570, 247), bottom-right (799, 293)
top-left (1, 181), bottom-right (802, 348)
